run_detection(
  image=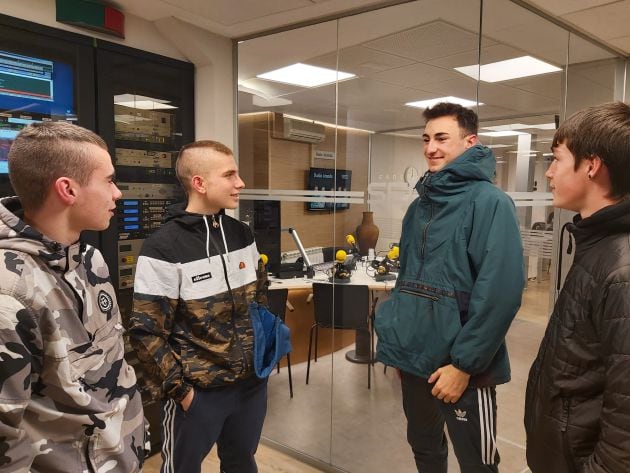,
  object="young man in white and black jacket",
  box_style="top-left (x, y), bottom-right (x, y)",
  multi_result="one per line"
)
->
top-left (129, 140), bottom-right (269, 473)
